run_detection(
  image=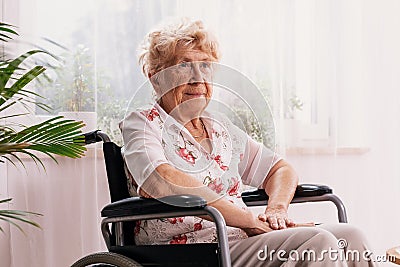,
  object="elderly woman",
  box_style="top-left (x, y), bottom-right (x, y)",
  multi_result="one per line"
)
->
top-left (121, 19), bottom-right (376, 266)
